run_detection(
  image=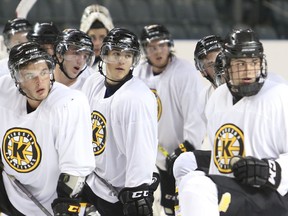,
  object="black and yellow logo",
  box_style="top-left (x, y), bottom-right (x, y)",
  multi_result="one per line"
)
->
top-left (151, 89), bottom-right (162, 121)
top-left (91, 111), bottom-right (106, 156)
top-left (2, 128), bottom-right (41, 173)
top-left (214, 124), bottom-right (245, 173)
